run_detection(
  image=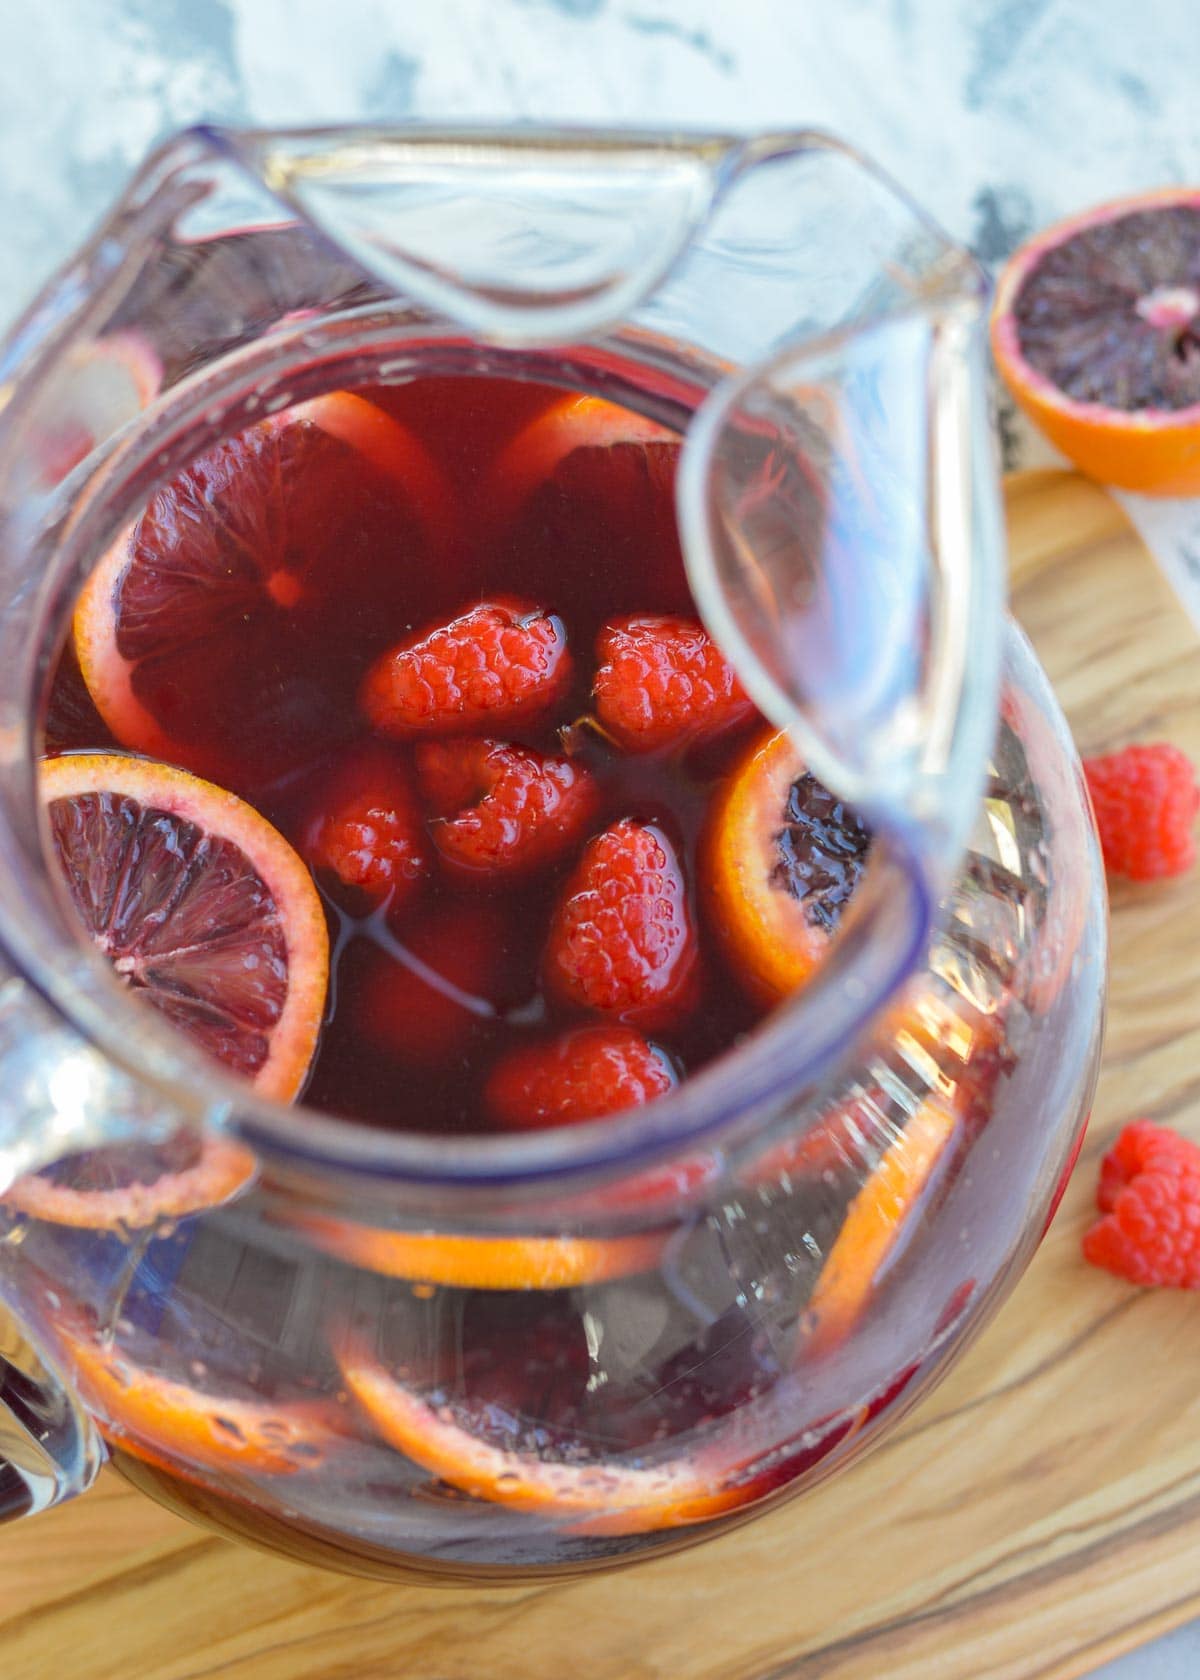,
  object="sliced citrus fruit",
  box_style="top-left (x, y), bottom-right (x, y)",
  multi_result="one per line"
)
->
top-left (703, 728), bottom-right (872, 1005)
top-left (73, 391), bottom-right (456, 786)
top-left (803, 1097), bottom-right (958, 1355)
top-left (280, 1211), bottom-right (667, 1291)
top-left (41, 752), bottom-right (328, 1101)
top-left (60, 1323), bottom-right (345, 1478)
top-left (5, 1130), bottom-right (255, 1230)
top-left (338, 1339), bottom-right (761, 1534)
top-left (992, 188), bottom-right (1200, 495)
top-left (485, 393), bottom-right (691, 626)
top-left (486, 393), bottom-right (678, 530)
